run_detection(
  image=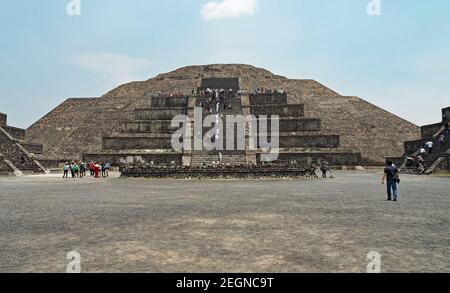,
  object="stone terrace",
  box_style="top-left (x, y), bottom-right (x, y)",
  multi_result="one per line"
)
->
top-left (26, 64), bottom-right (421, 165)
top-left (387, 106), bottom-right (450, 174)
top-left (85, 77), bottom-right (362, 169)
top-left (0, 113), bottom-right (46, 175)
